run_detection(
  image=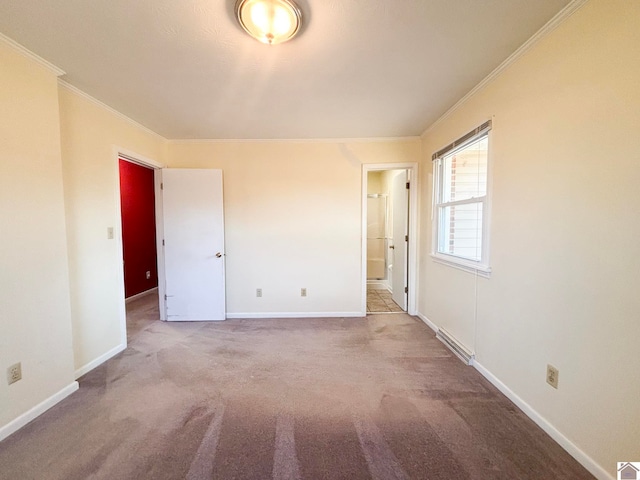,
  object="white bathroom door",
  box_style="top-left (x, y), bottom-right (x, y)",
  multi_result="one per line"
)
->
top-left (391, 171), bottom-right (408, 310)
top-left (161, 169), bottom-right (226, 321)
